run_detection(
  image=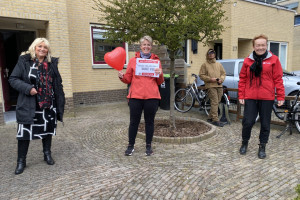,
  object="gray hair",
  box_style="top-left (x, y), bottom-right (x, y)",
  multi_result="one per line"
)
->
top-left (21, 37), bottom-right (52, 62)
top-left (139, 35), bottom-right (153, 45)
